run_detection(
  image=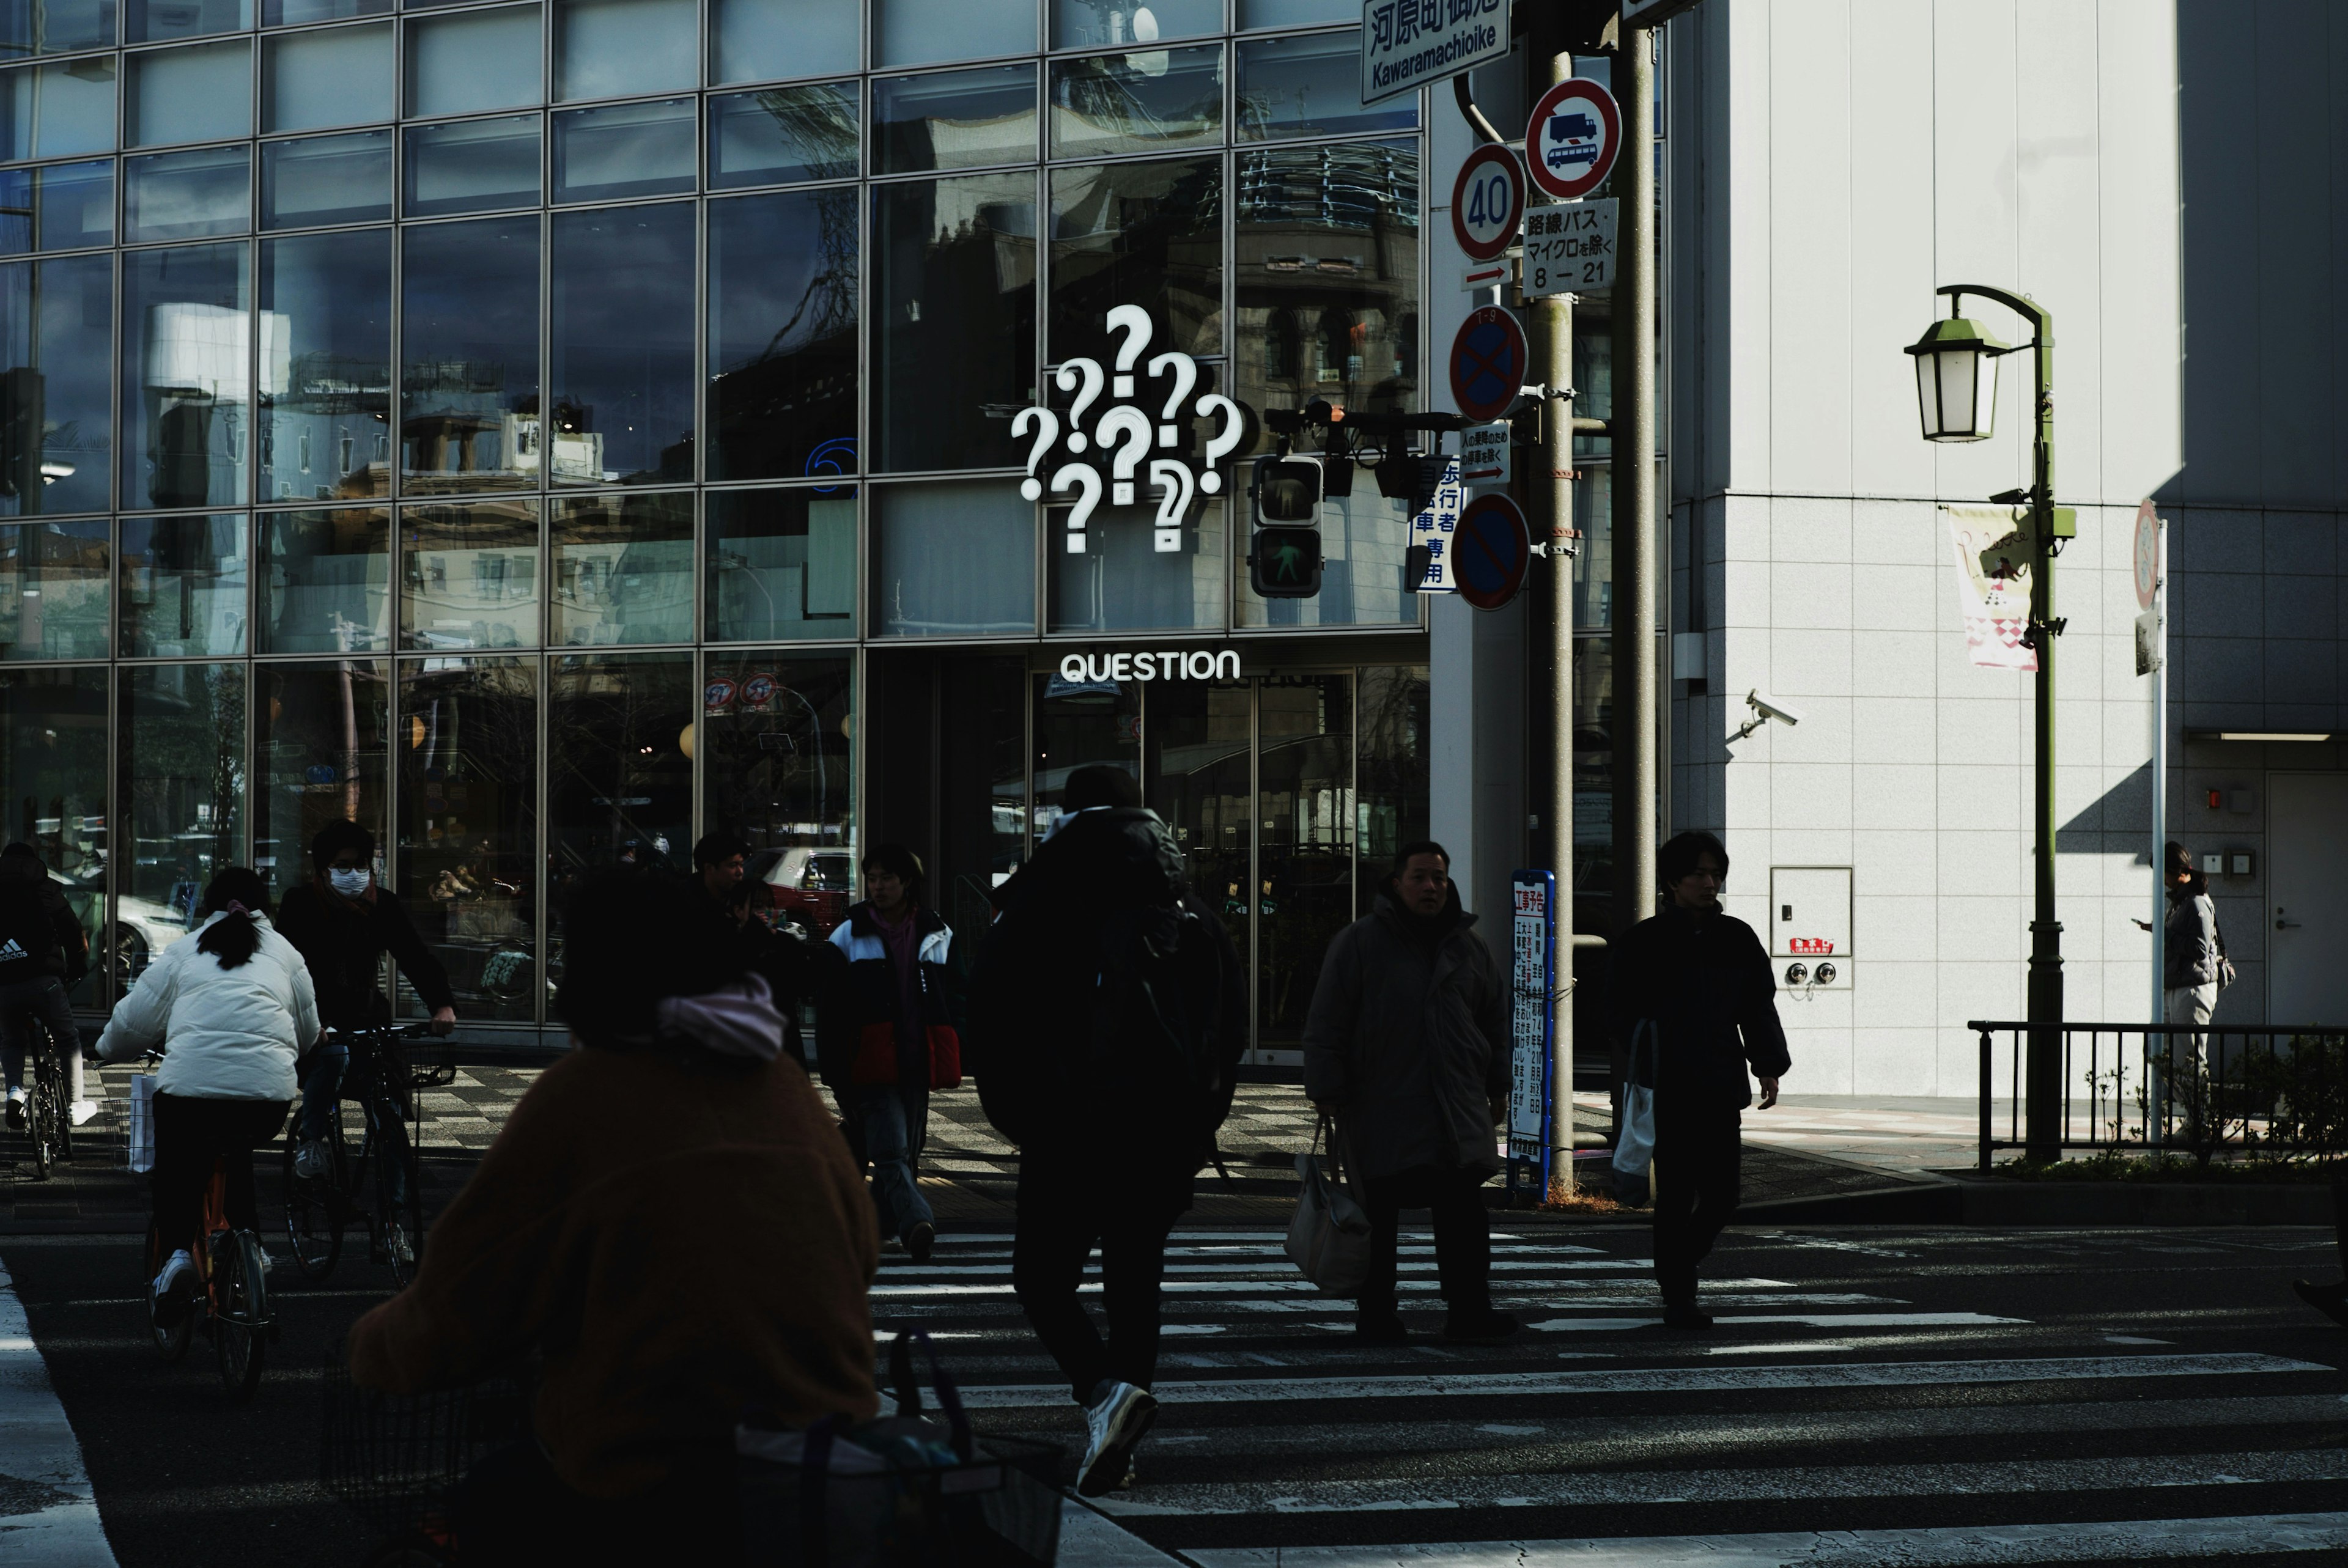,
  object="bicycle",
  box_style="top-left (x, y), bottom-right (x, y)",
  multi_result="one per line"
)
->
top-left (143, 1143), bottom-right (275, 1402)
top-left (13, 1013), bottom-right (72, 1180)
top-left (283, 1023), bottom-right (447, 1288)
